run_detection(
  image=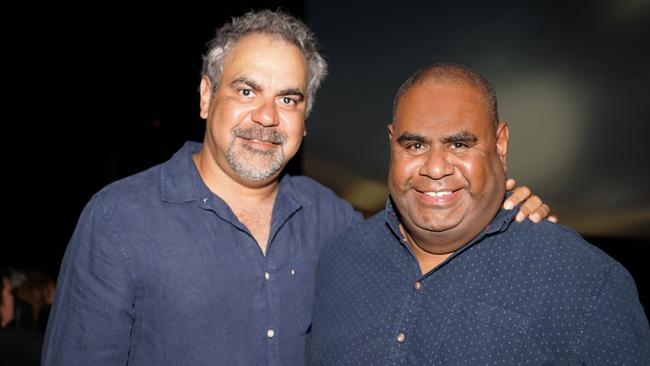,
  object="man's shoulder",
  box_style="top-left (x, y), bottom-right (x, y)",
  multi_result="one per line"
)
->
top-left (93, 142), bottom-right (196, 206)
top-left (95, 163), bottom-right (163, 205)
top-left (504, 220), bottom-right (621, 270)
top-left (79, 163), bottom-right (169, 225)
top-left (323, 211), bottom-right (387, 252)
top-left (316, 212), bottom-right (387, 275)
